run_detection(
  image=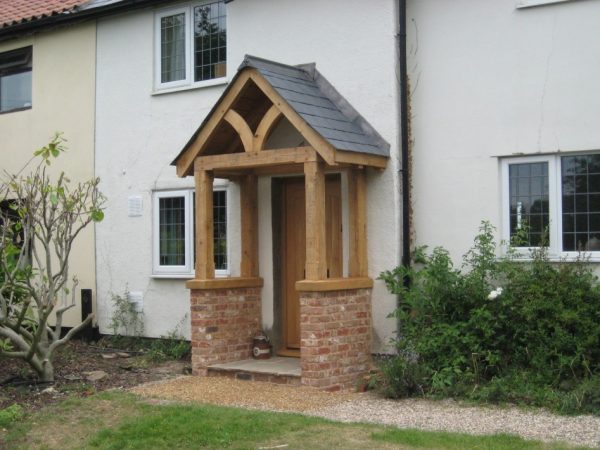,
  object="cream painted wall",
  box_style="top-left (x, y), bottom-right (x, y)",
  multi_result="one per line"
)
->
top-left (95, 0), bottom-right (401, 350)
top-left (408, 0), bottom-right (600, 265)
top-left (0, 23), bottom-right (97, 327)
